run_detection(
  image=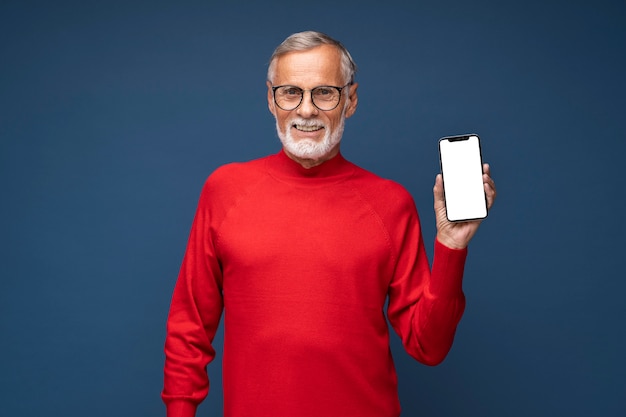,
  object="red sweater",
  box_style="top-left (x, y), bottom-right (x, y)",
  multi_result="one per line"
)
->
top-left (163, 150), bottom-right (467, 417)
